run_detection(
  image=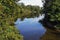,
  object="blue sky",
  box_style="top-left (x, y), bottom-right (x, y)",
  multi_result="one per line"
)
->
top-left (18, 0), bottom-right (43, 7)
